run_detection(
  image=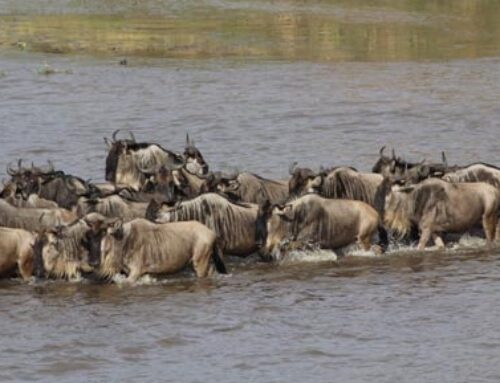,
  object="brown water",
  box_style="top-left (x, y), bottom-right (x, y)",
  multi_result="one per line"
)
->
top-left (1, 1), bottom-right (500, 382)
